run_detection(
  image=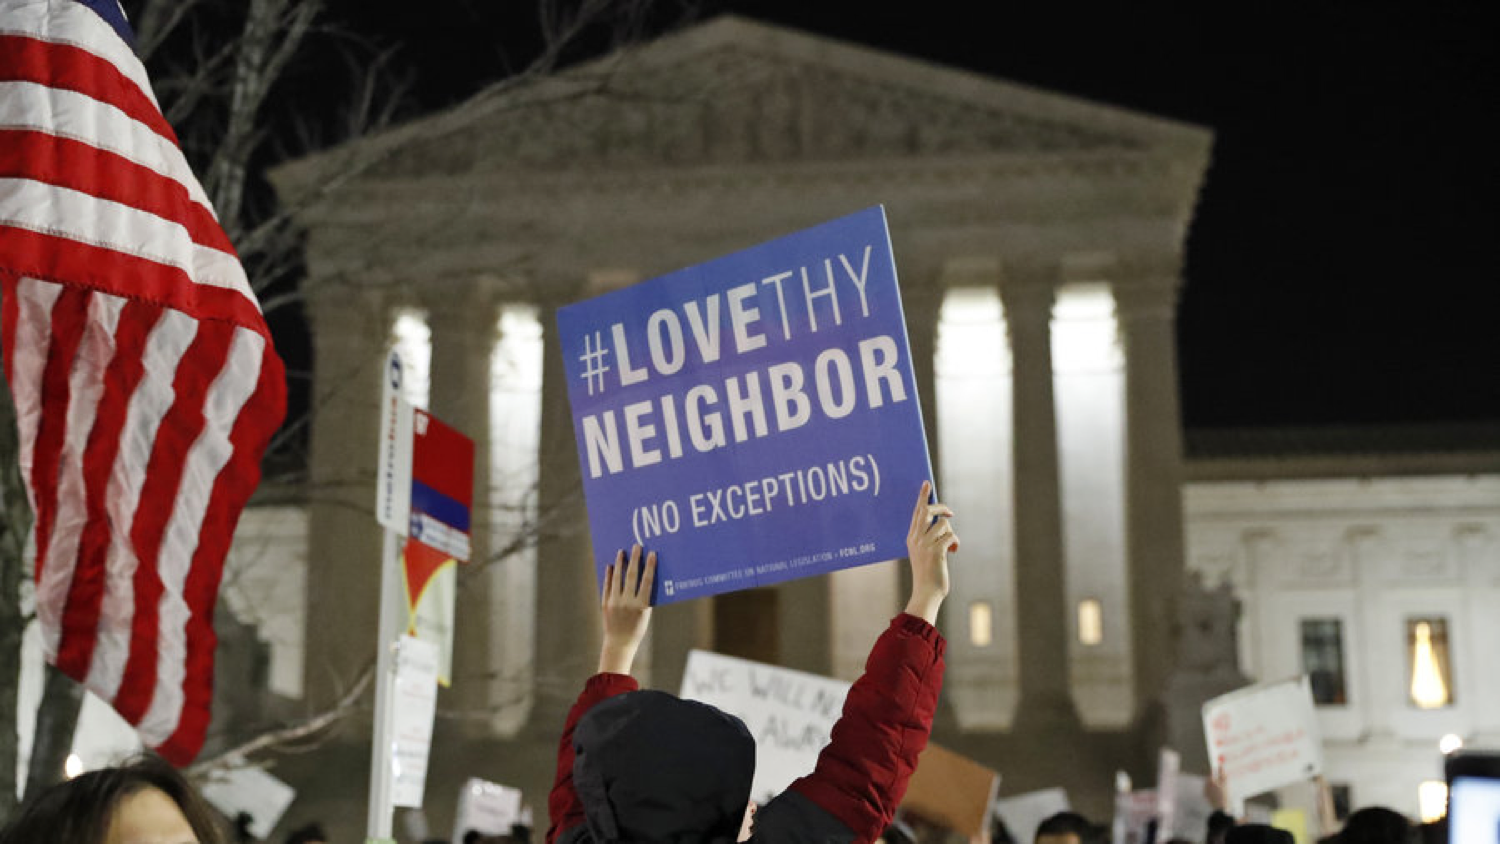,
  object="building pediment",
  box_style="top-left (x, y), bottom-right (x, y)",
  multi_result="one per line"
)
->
top-left (276, 15), bottom-right (1208, 187)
